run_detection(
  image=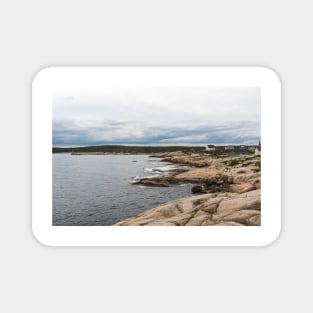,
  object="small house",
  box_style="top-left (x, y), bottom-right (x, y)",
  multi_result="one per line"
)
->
top-left (205, 144), bottom-right (216, 151)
